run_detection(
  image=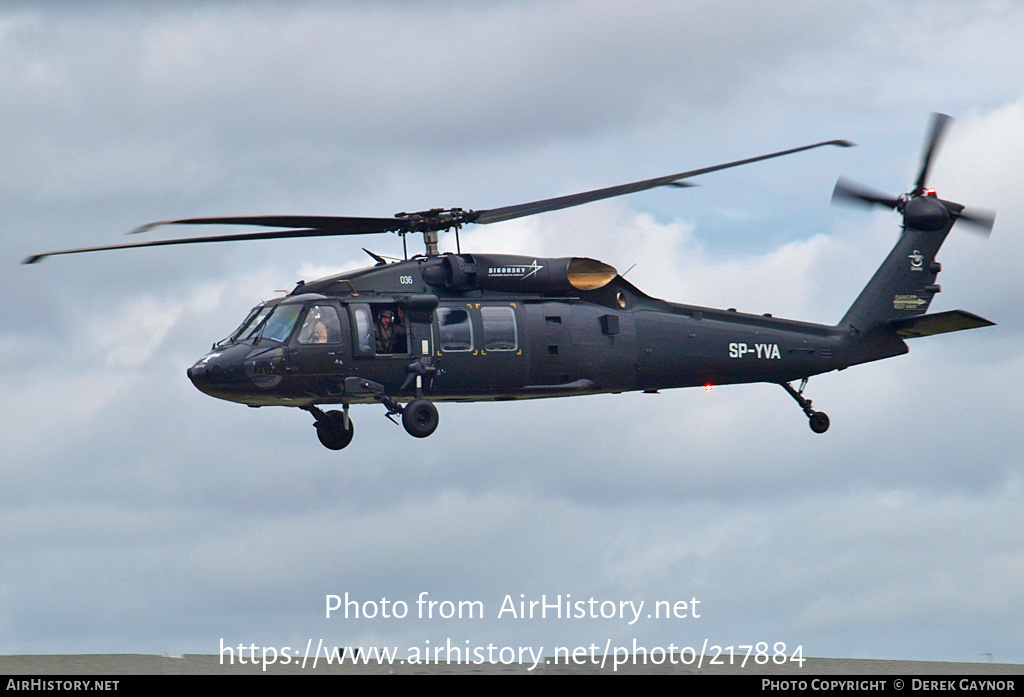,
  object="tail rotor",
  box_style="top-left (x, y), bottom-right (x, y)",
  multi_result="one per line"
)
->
top-left (831, 113), bottom-right (995, 236)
